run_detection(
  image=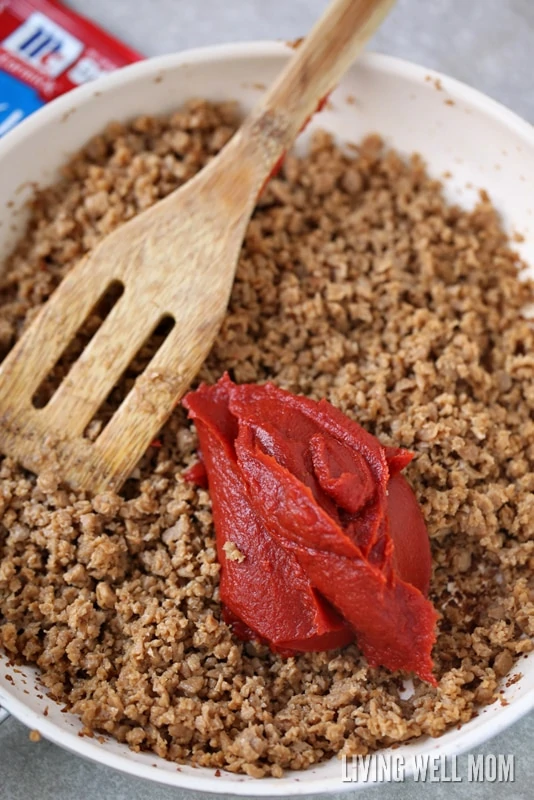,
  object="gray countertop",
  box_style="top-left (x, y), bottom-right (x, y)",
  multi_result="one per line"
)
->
top-left (1, 0), bottom-right (533, 798)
